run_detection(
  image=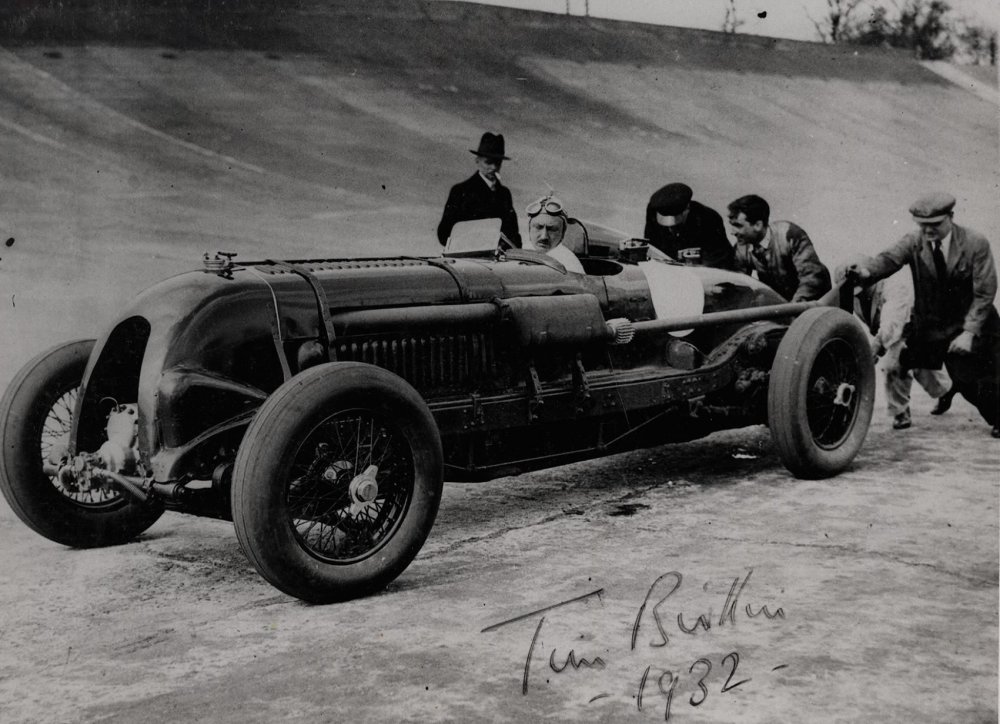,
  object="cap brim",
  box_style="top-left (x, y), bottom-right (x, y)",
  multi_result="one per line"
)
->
top-left (469, 150), bottom-right (511, 160)
top-left (655, 212), bottom-right (681, 227)
top-left (912, 213), bottom-right (948, 224)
